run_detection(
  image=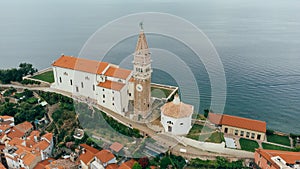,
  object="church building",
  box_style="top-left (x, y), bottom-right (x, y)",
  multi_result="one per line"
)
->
top-left (51, 27), bottom-right (152, 118)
